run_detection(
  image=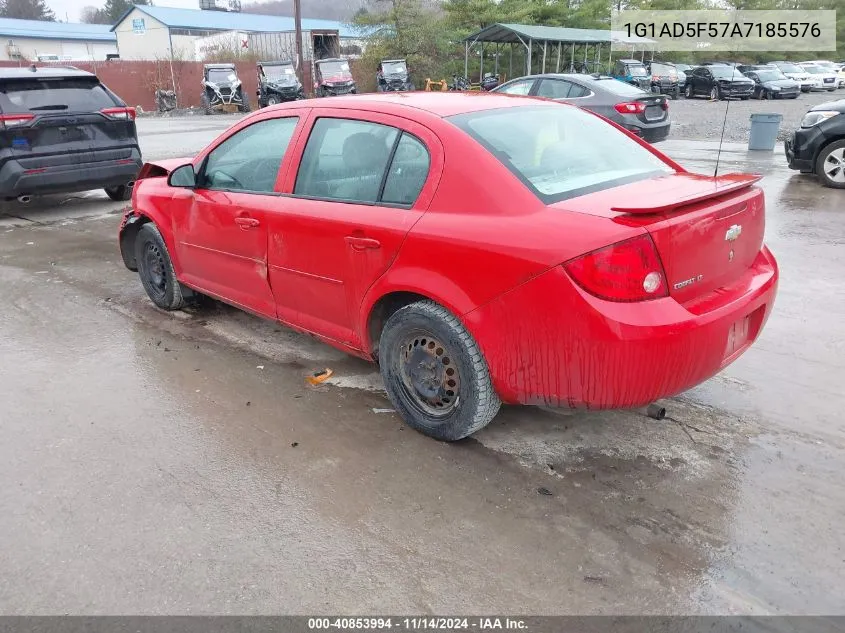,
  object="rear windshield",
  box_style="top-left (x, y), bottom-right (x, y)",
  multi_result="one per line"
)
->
top-left (0, 77), bottom-right (115, 114)
top-left (449, 106), bottom-right (673, 203)
top-left (596, 78), bottom-right (648, 96)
